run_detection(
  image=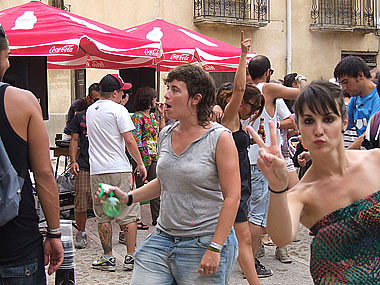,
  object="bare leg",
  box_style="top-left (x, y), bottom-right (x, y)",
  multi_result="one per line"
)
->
top-left (234, 222), bottom-right (260, 285)
top-left (98, 222), bottom-right (113, 256)
top-left (121, 222), bottom-right (137, 254)
top-left (249, 222), bottom-right (263, 257)
top-left (74, 211), bottom-right (87, 232)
